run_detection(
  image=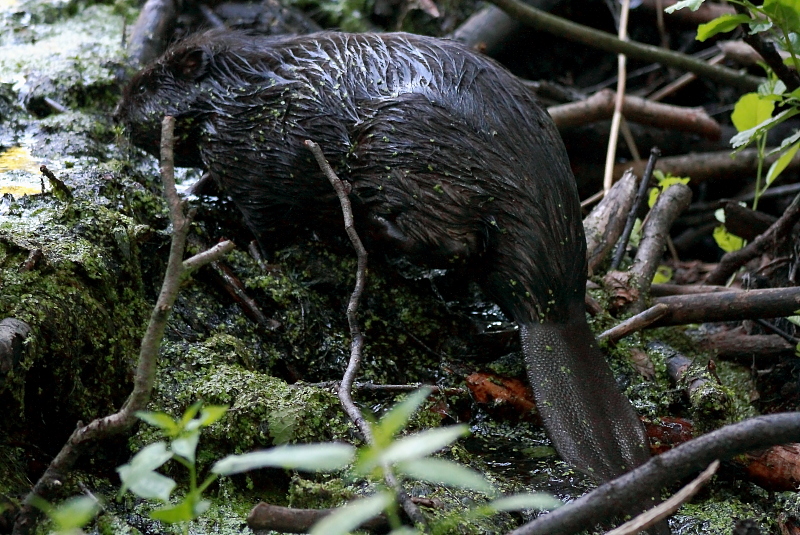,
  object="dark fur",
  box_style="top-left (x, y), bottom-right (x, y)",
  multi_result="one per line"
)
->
top-left (116, 31), bottom-right (650, 482)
